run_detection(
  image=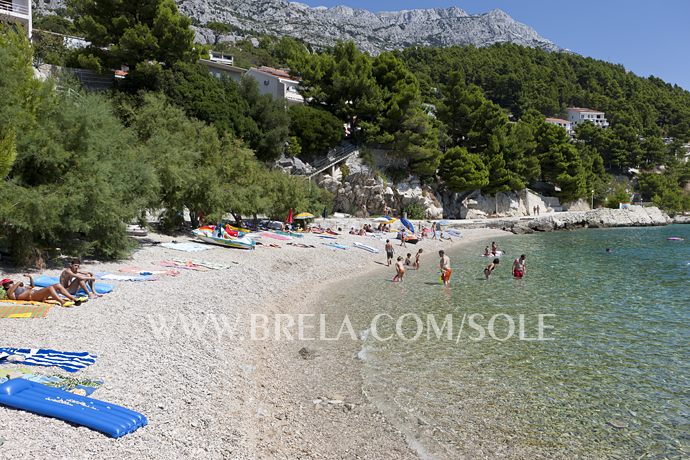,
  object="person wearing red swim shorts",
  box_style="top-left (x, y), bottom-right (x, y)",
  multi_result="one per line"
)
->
top-left (512, 254), bottom-right (526, 278)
